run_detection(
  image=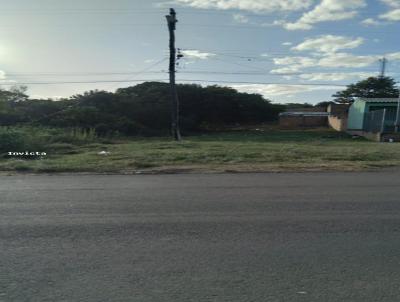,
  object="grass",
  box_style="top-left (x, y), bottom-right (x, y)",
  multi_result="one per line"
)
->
top-left (1, 128), bottom-right (400, 173)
